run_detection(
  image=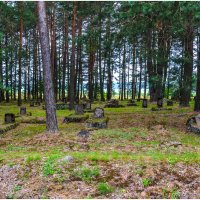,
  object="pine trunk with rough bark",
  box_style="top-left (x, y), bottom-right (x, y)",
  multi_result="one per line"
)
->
top-left (69, 2), bottom-right (76, 109)
top-left (37, 1), bottom-right (58, 133)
